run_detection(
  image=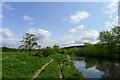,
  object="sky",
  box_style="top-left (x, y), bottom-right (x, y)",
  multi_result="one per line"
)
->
top-left (0, 0), bottom-right (119, 48)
